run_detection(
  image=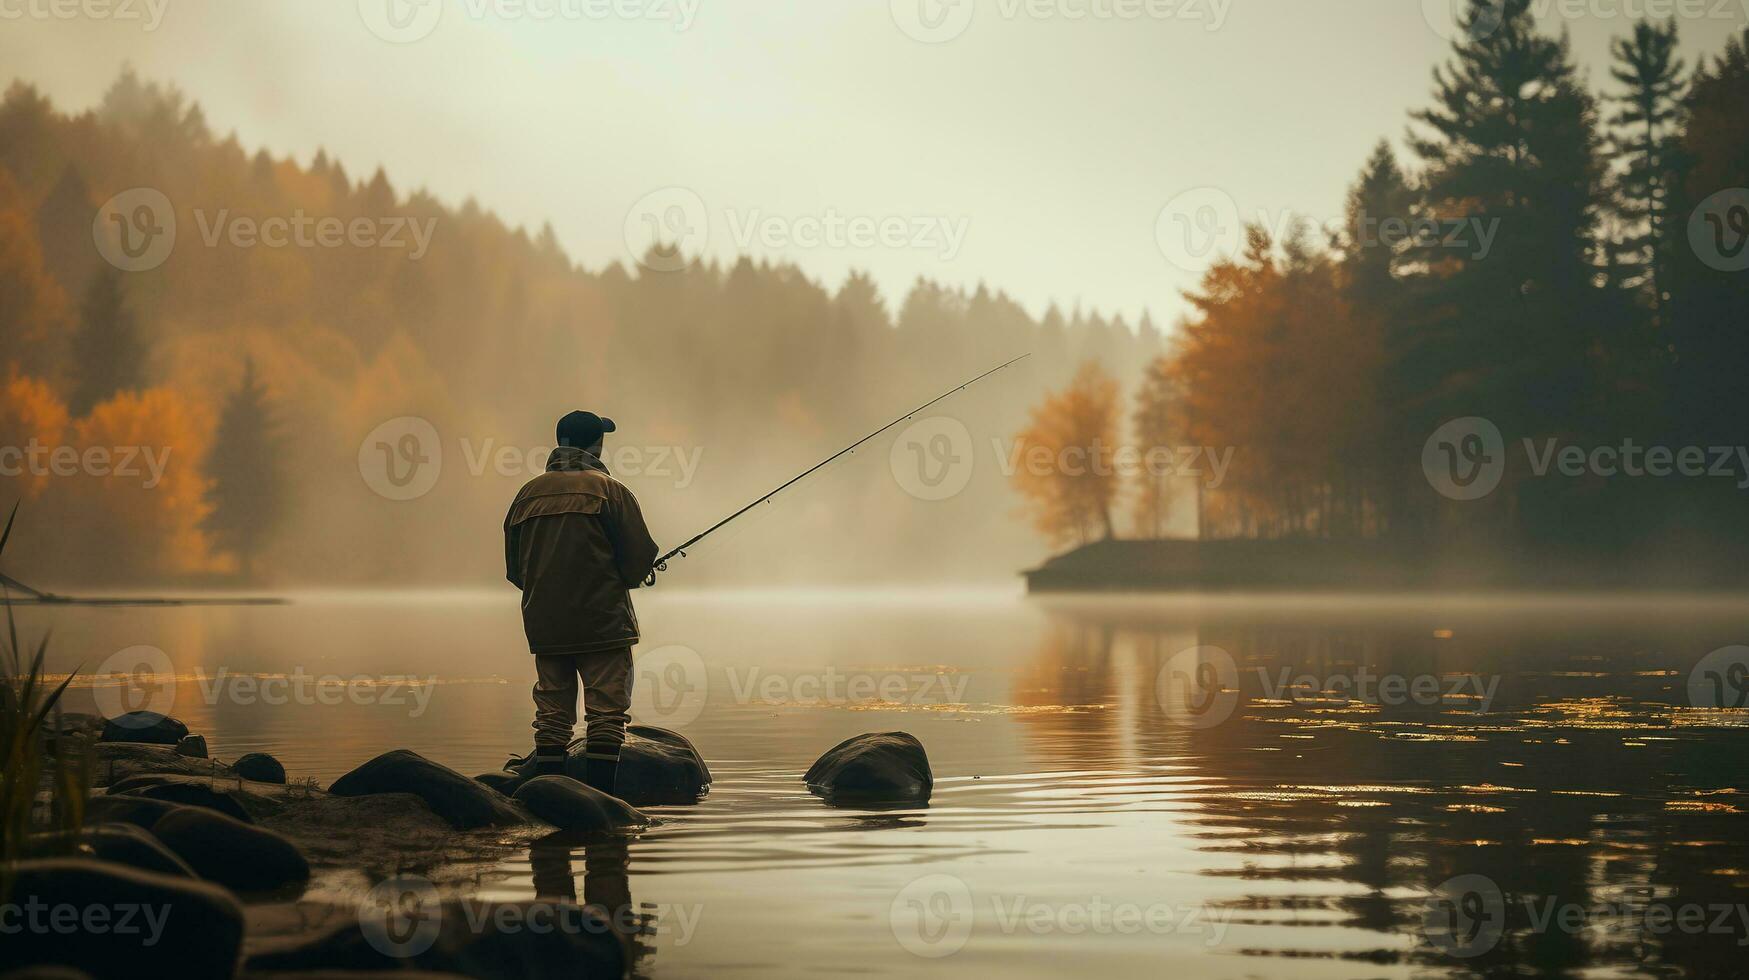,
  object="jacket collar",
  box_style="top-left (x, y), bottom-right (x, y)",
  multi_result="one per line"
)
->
top-left (546, 446), bottom-right (609, 474)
